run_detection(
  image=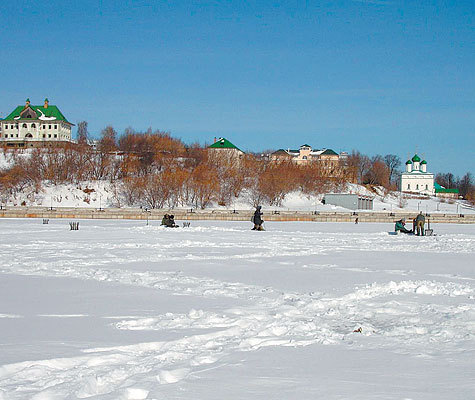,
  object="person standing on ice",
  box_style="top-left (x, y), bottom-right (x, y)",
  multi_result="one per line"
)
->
top-left (415, 211), bottom-right (425, 236)
top-left (252, 206), bottom-right (264, 231)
